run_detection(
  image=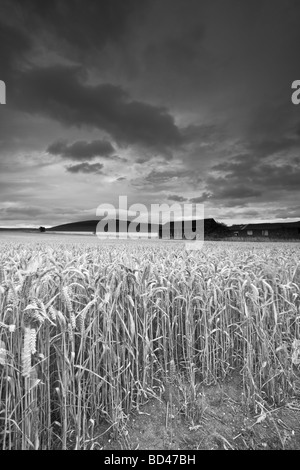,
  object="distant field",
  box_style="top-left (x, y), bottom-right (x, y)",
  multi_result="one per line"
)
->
top-left (1, 230), bottom-right (300, 245)
top-left (0, 235), bottom-right (300, 449)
